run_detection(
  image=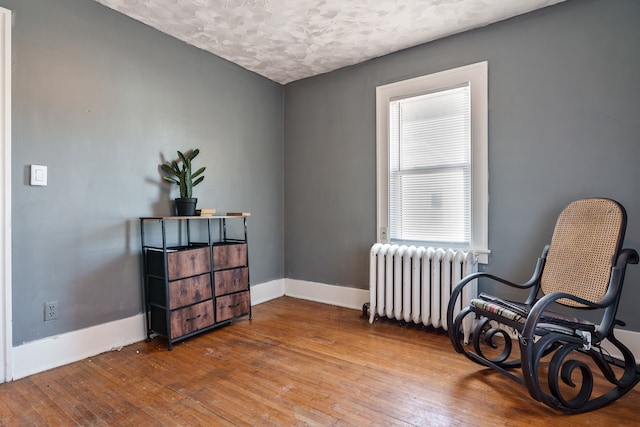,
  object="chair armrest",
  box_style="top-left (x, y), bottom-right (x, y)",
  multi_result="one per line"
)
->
top-left (619, 248), bottom-right (639, 265)
top-left (448, 246), bottom-right (548, 315)
top-left (448, 271), bottom-right (538, 314)
top-left (521, 292), bottom-right (603, 341)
